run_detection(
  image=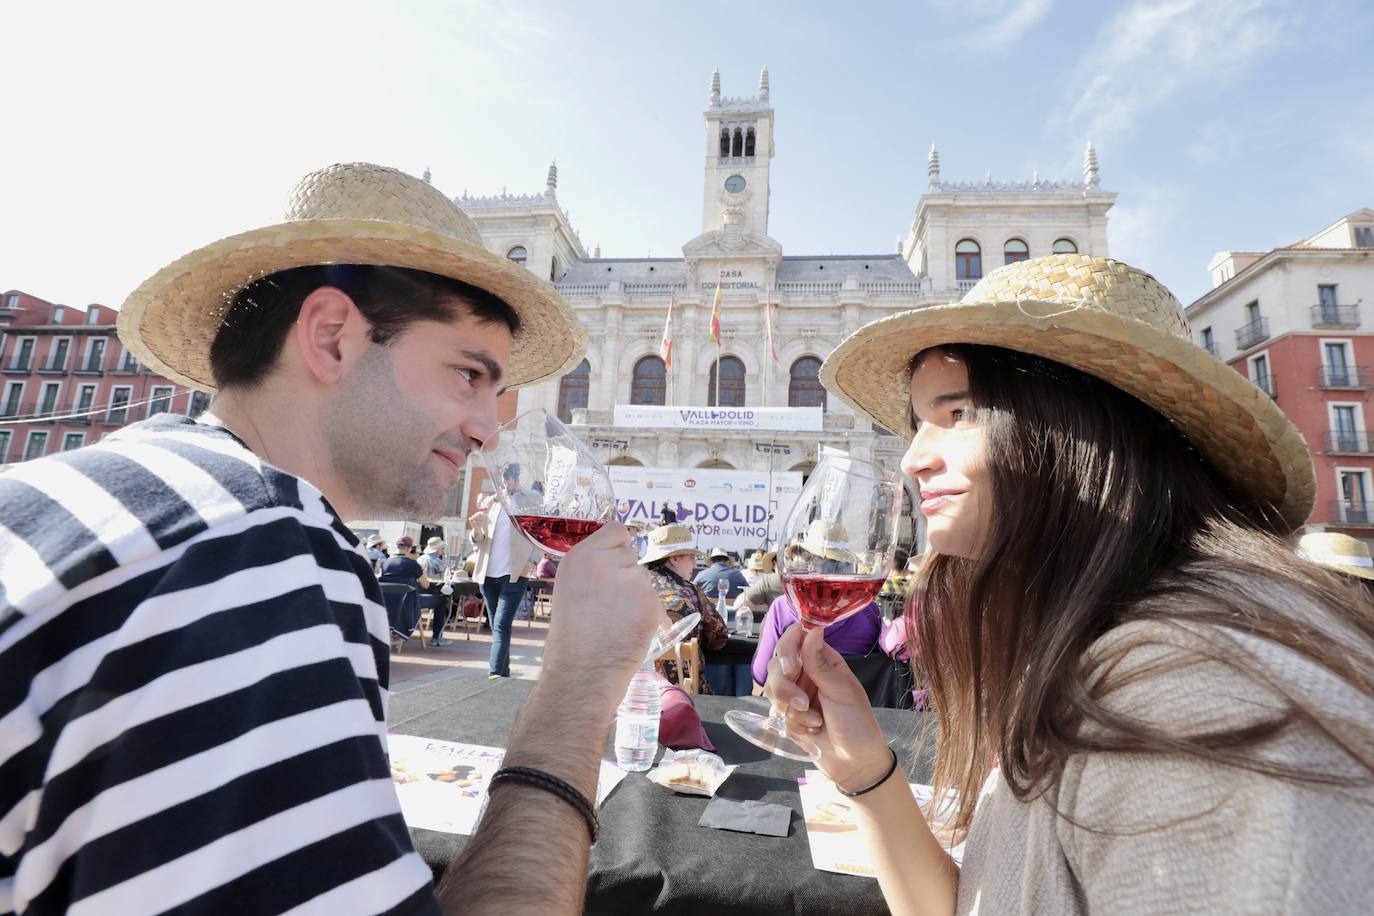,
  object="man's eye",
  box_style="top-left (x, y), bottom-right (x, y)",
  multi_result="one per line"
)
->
top-left (456, 367), bottom-right (477, 383)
